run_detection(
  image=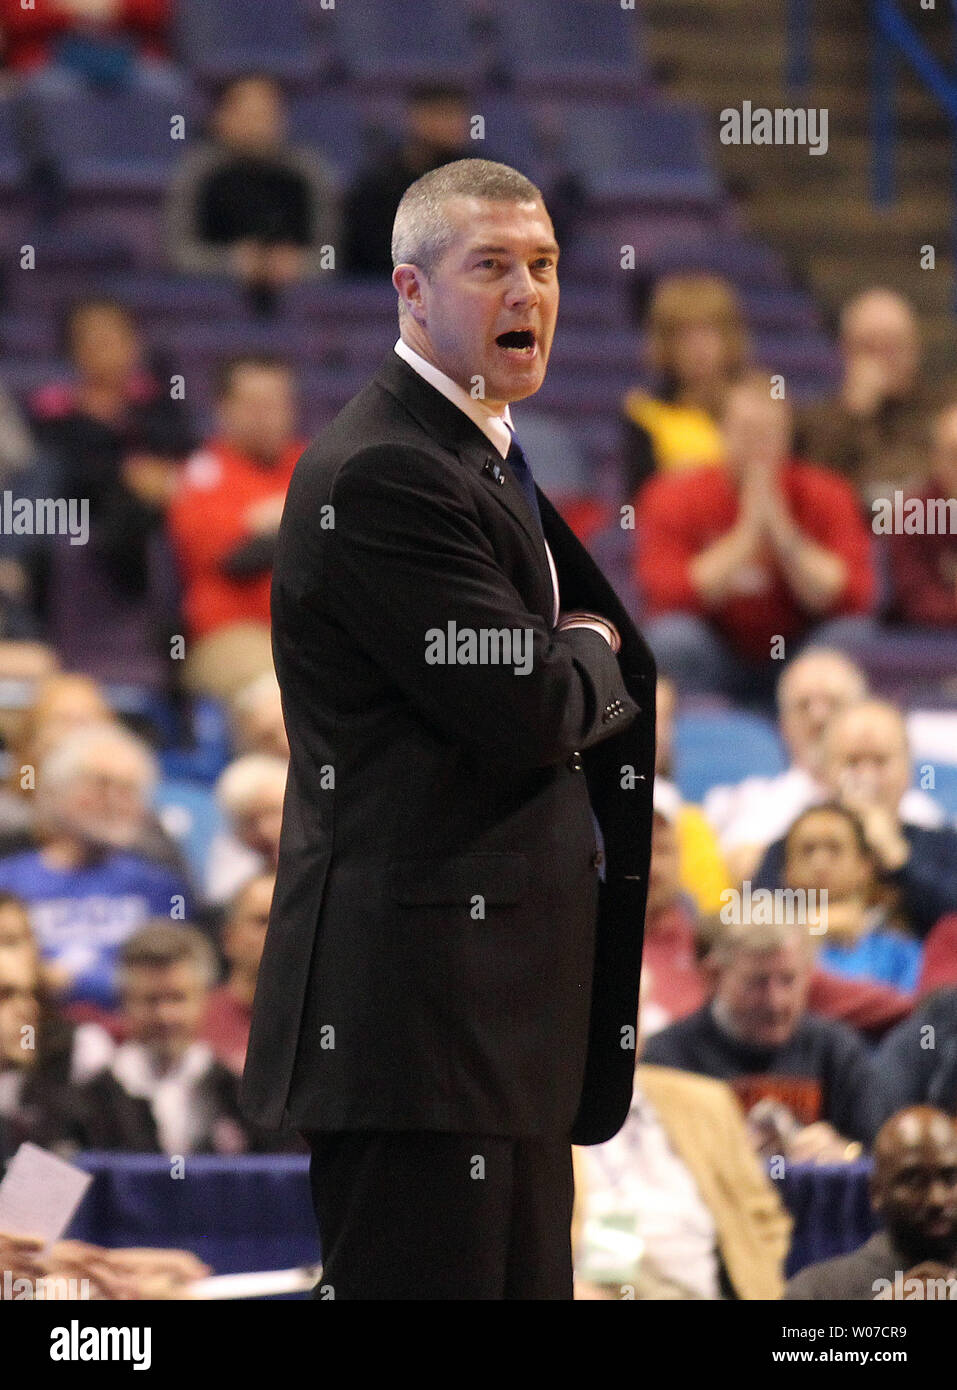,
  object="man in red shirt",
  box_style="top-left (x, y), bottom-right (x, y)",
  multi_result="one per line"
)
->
top-left (168, 355), bottom-right (305, 698)
top-left (636, 372), bottom-right (875, 704)
top-left (202, 871), bottom-right (275, 1077)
